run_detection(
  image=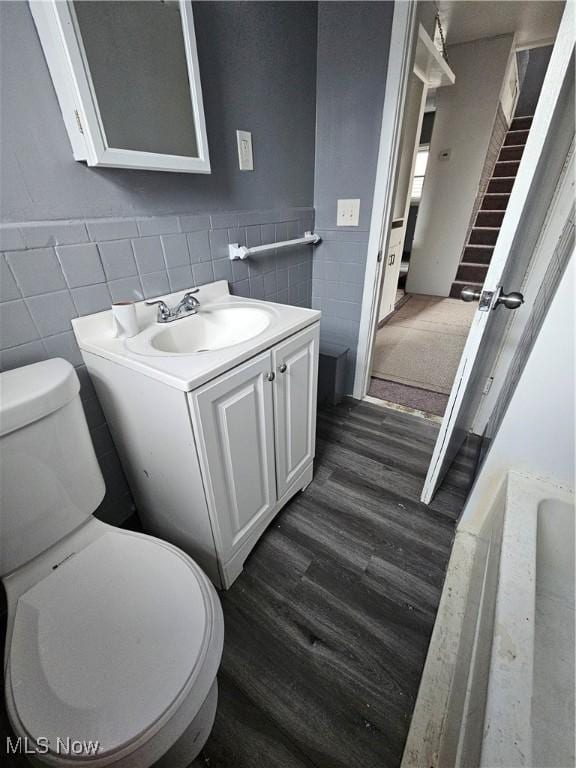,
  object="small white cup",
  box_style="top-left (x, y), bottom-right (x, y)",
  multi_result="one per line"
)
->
top-left (111, 301), bottom-right (139, 339)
